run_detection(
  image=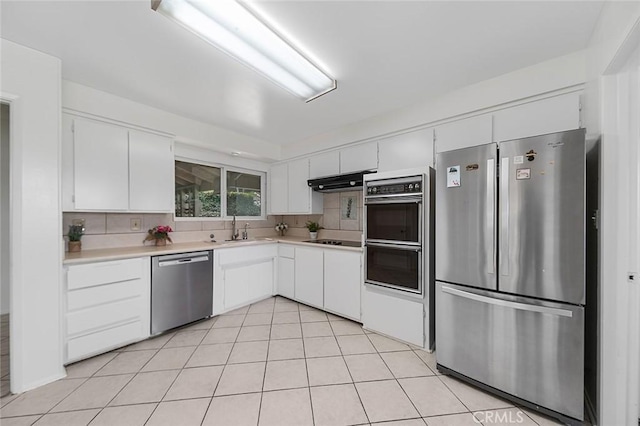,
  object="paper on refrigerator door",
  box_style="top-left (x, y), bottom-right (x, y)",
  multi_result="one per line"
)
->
top-left (447, 166), bottom-right (461, 188)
